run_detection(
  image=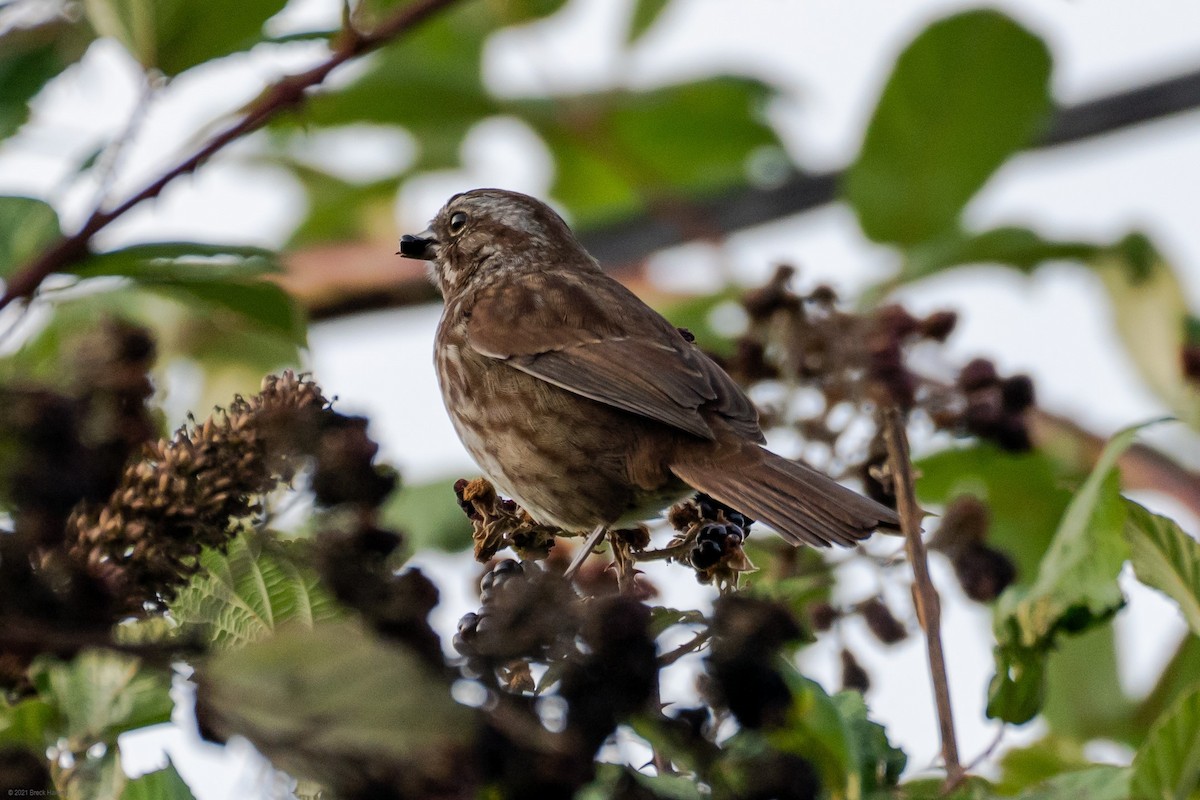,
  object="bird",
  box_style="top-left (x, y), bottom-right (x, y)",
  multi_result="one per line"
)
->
top-left (400, 188), bottom-right (900, 576)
